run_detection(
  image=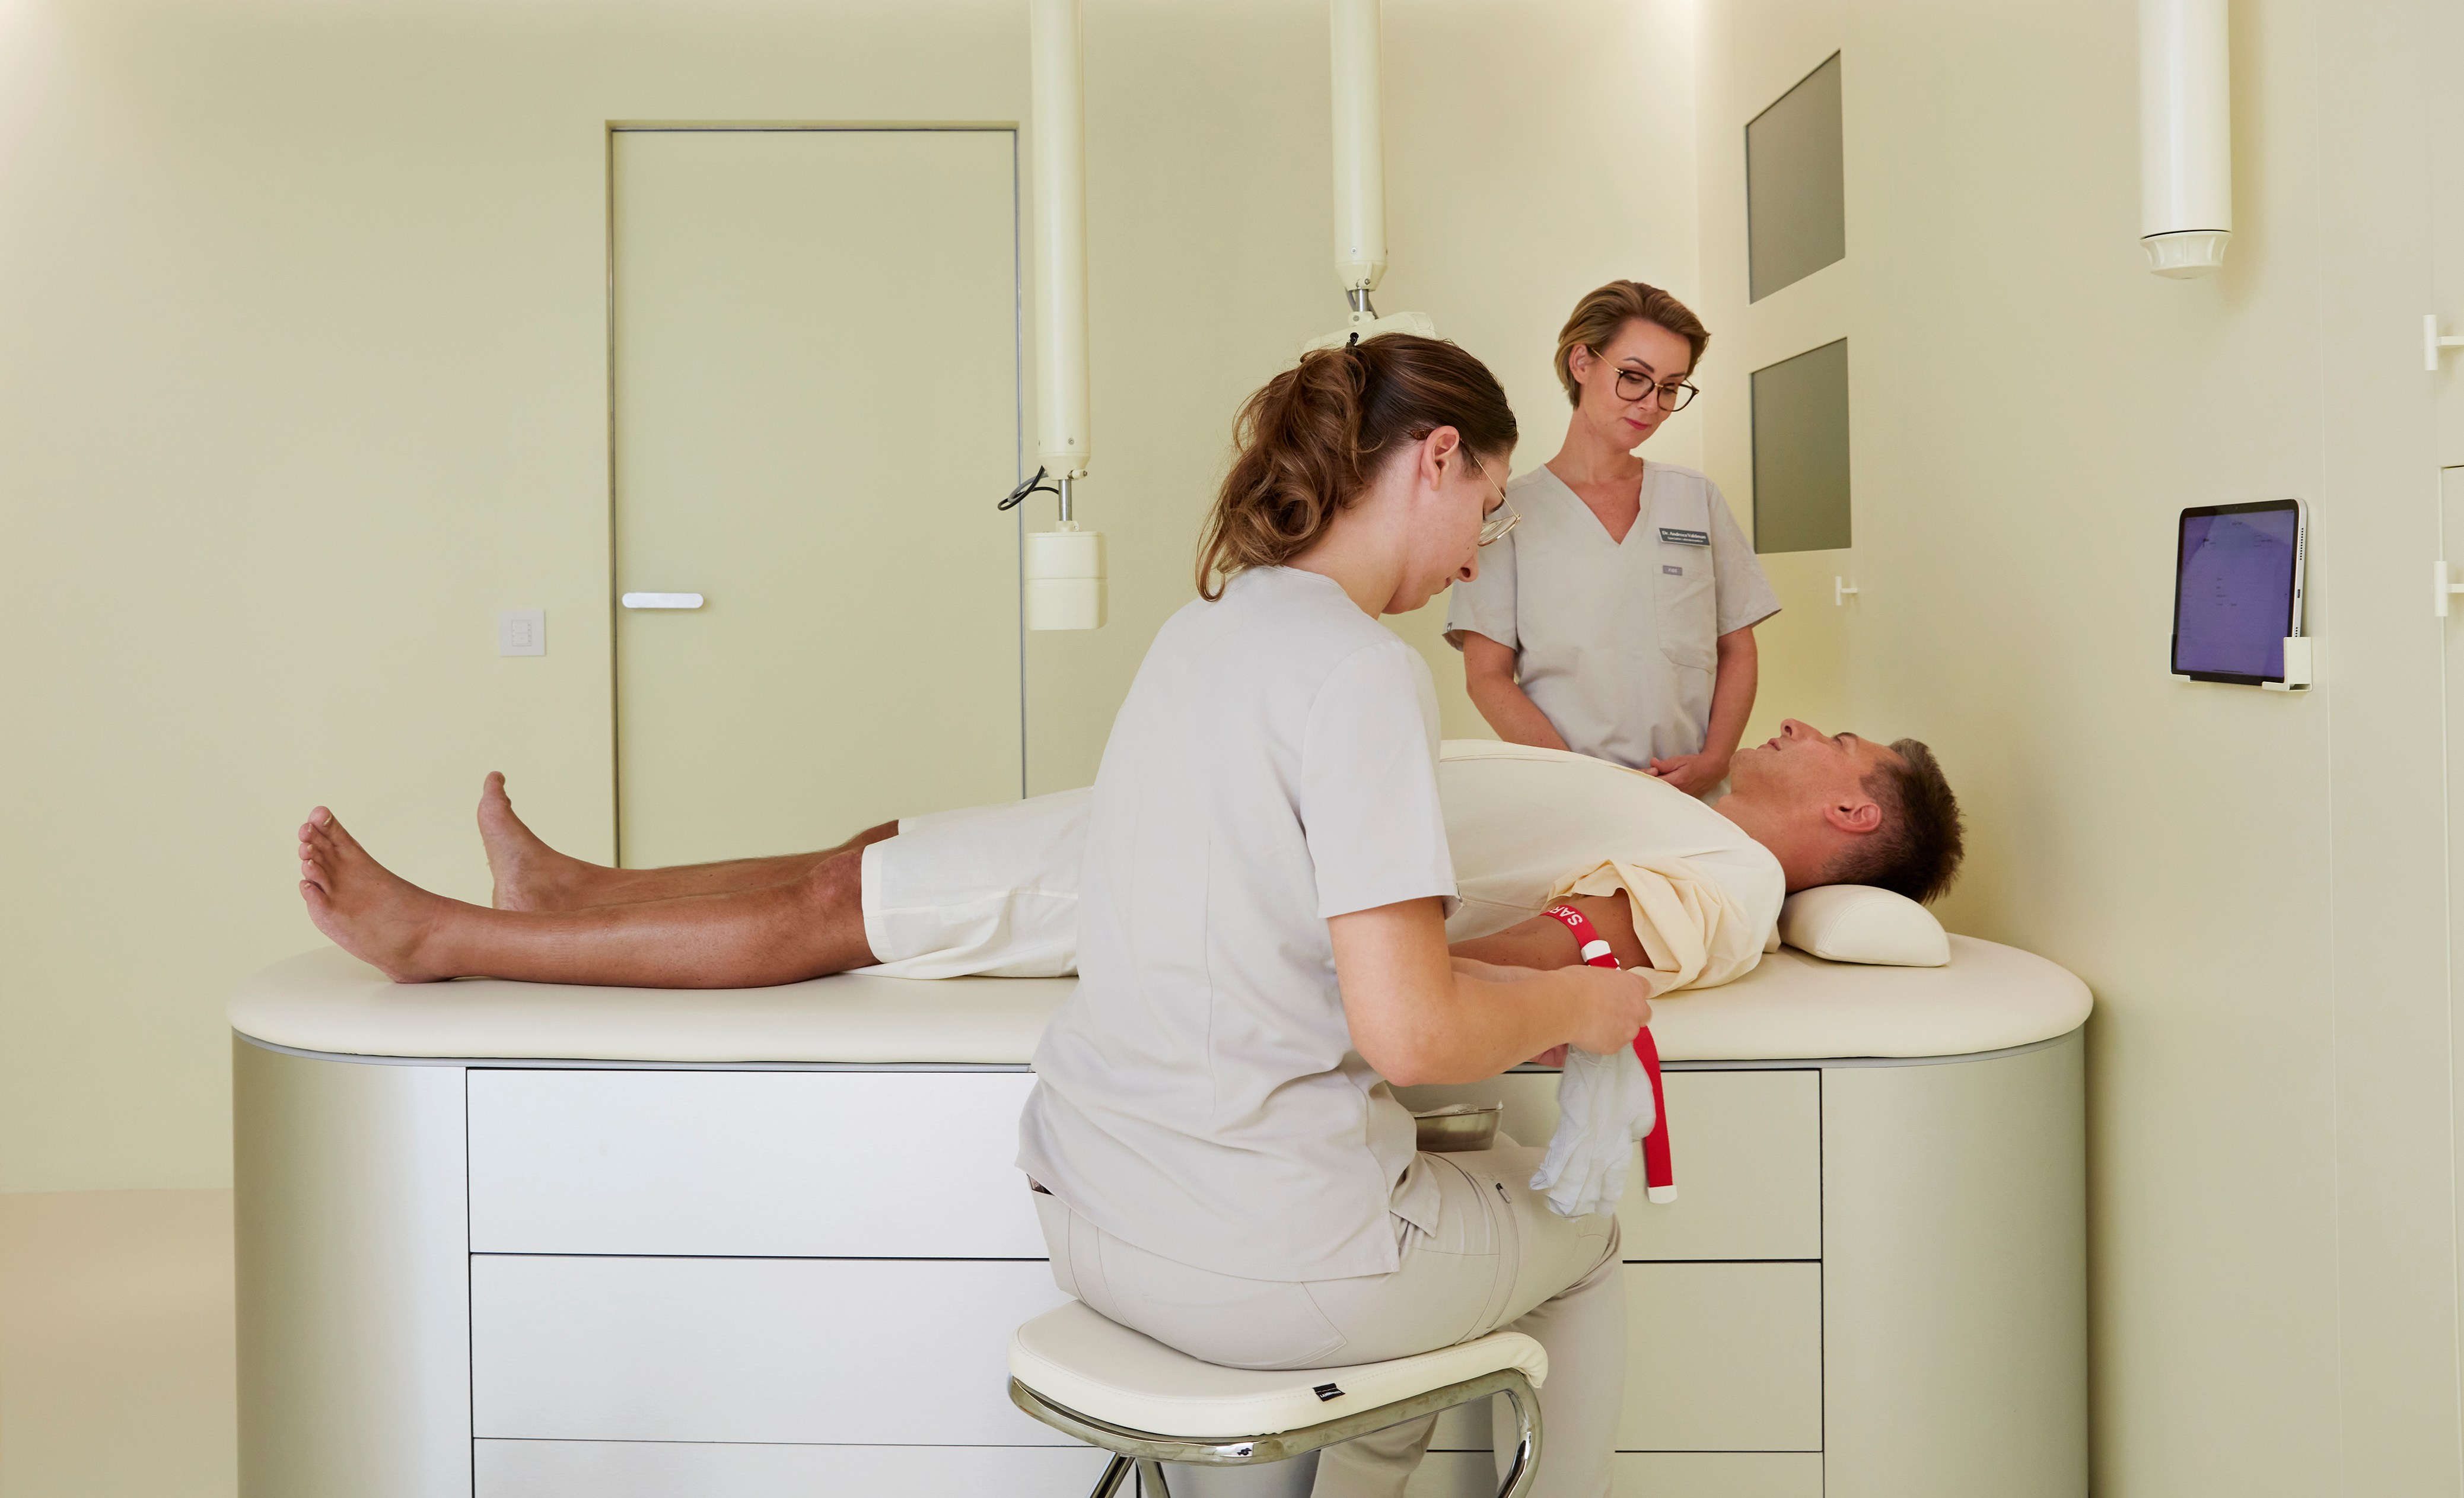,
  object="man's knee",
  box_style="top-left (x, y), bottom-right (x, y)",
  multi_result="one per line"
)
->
top-left (788, 849), bottom-right (879, 970)
top-left (801, 846), bottom-right (866, 918)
